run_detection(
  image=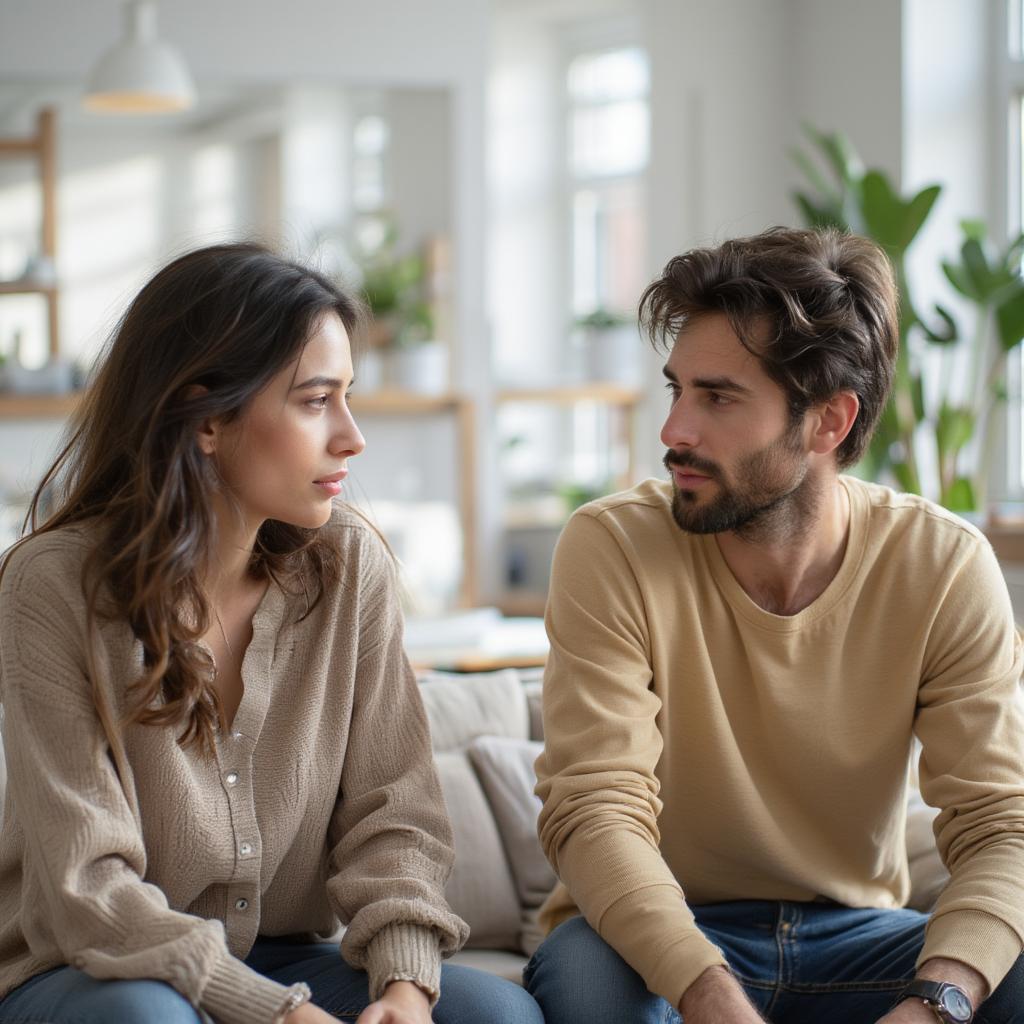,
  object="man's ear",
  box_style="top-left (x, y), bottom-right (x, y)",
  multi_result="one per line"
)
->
top-left (184, 384), bottom-right (218, 457)
top-left (808, 391), bottom-right (859, 457)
